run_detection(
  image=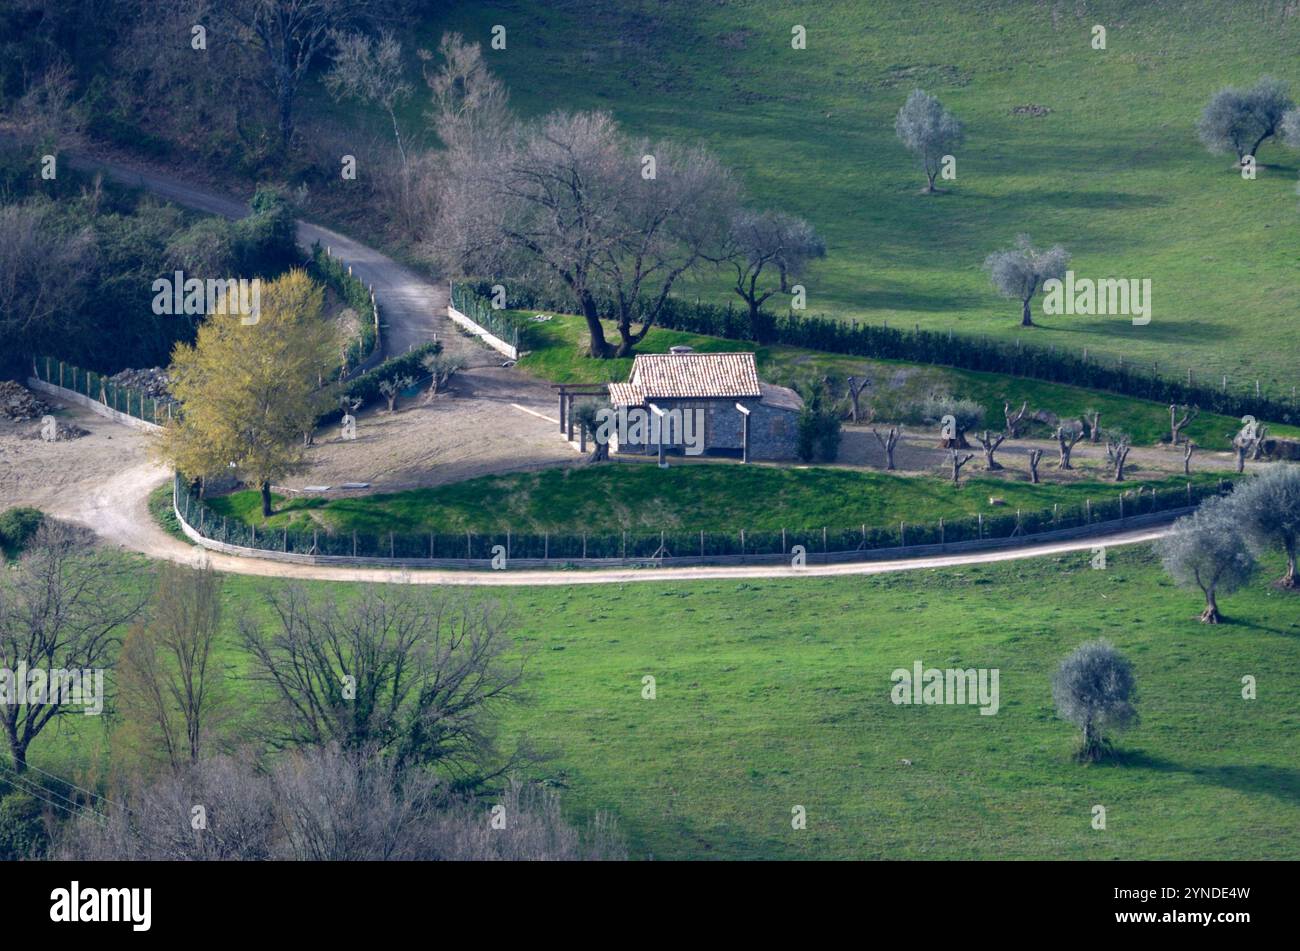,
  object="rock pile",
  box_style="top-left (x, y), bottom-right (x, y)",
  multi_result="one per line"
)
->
top-left (109, 367), bottom-right (172, 399)
top-left (0, 381), bottom-right (51, 420)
